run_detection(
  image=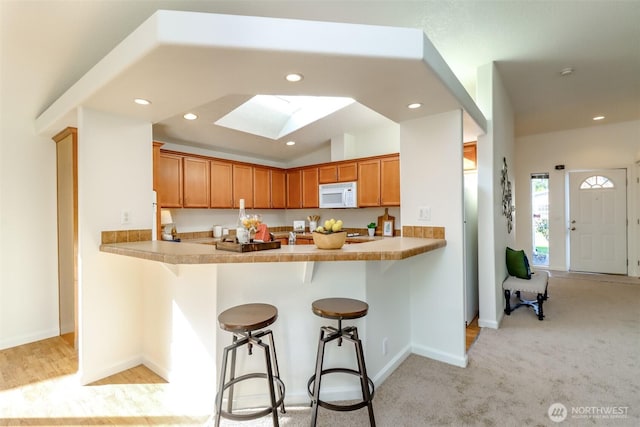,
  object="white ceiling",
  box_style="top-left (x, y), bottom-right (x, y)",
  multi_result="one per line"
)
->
top-left (5, 1), bottom-right (639, 163)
